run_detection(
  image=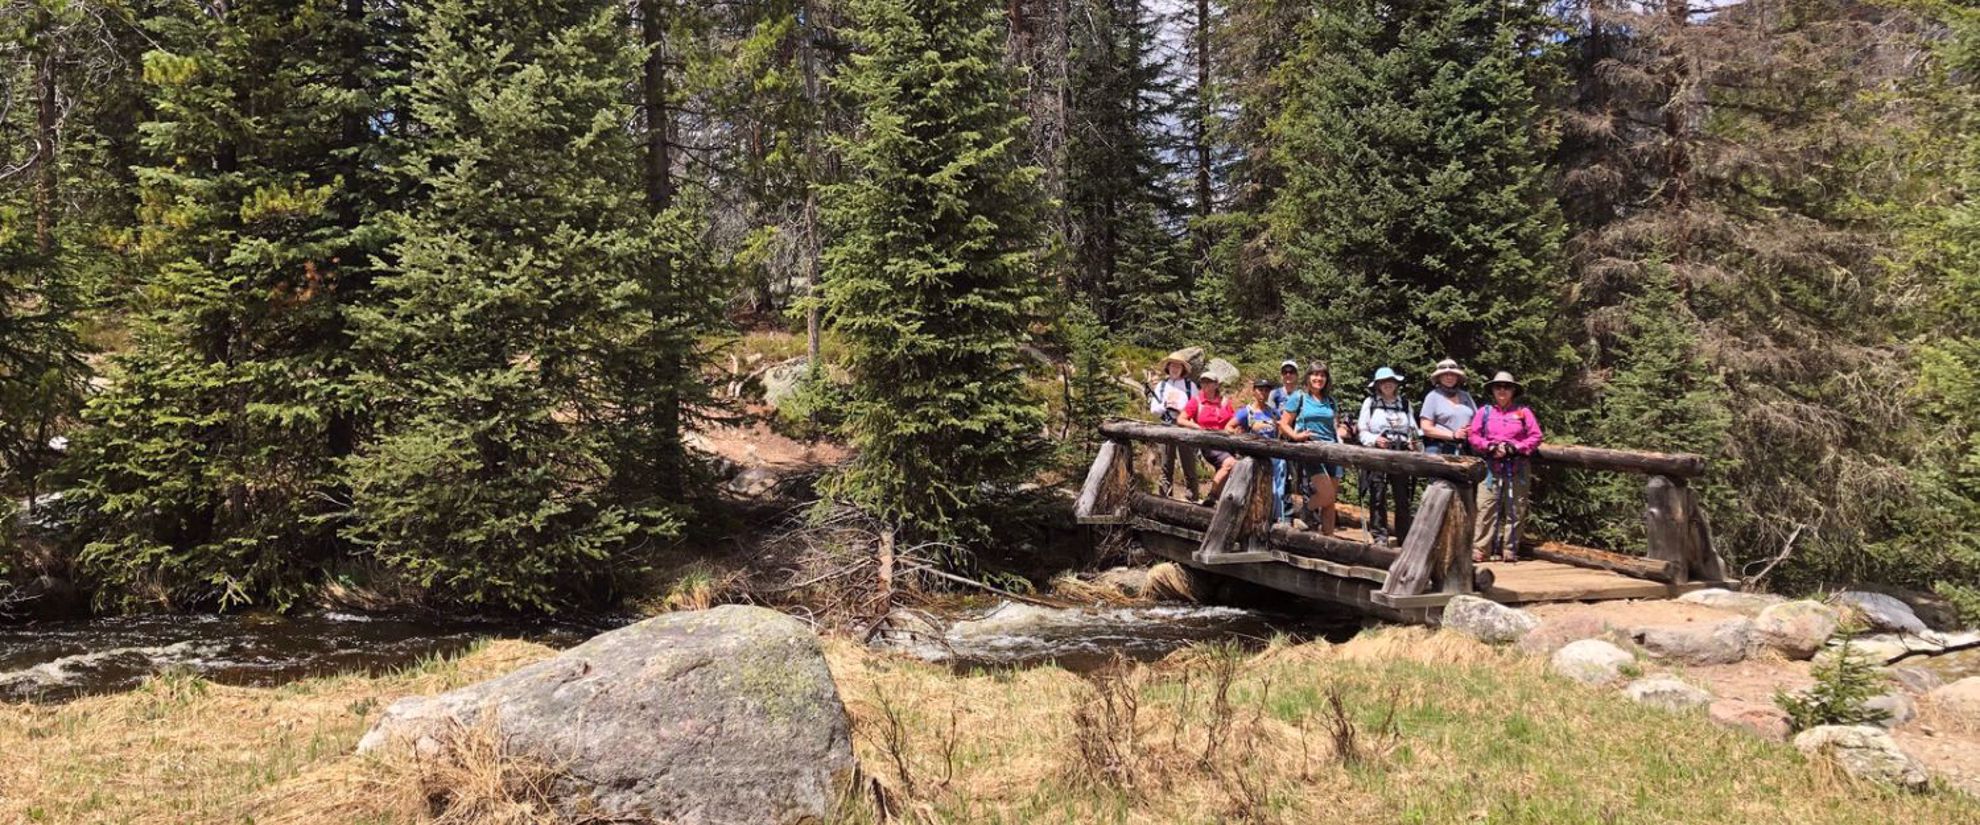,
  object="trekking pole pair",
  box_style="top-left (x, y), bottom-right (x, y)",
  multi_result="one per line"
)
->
top-left (1488, 451), bottom-right (1521, 562)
